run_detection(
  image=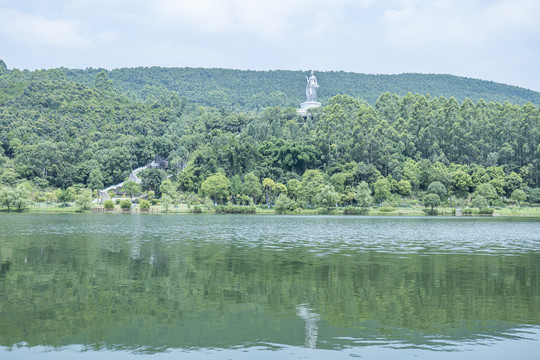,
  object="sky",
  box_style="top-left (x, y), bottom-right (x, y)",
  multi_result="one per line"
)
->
top-left (1, 0), bottom-right (539, 91)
